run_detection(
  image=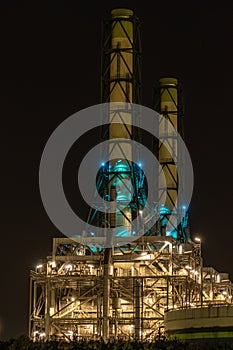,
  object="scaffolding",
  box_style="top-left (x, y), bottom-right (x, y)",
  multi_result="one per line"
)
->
top-left (30, 8), bottom-right (233, 342)
top-left (29, 237), bottom-right (233, 341)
